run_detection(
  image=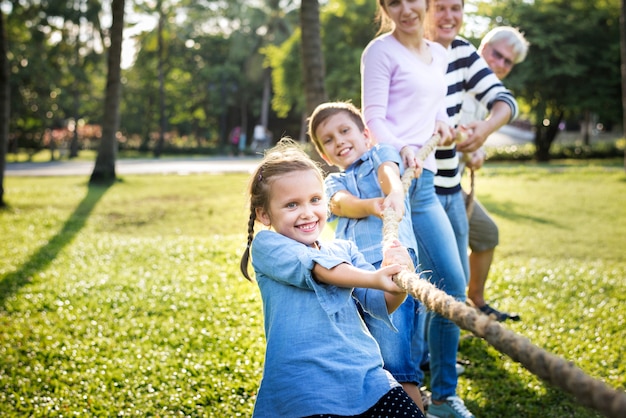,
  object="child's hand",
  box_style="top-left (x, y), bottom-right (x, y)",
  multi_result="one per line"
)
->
top-left (382, 239), bottom-right (414, 271)
top-left (374, 263), bottom-right (406, 294)
top-left (382, 190), bottom-right (405, 220)
top-left (367, 197), bottom-right (386, 218)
